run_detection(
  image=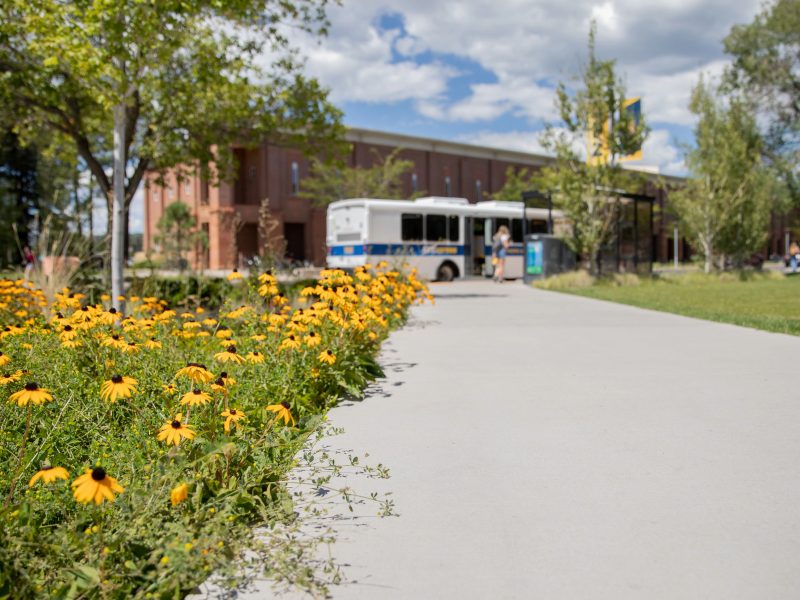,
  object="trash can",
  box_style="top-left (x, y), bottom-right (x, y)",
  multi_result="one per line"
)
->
top-left (523, 234), bottom-right (575, 283)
